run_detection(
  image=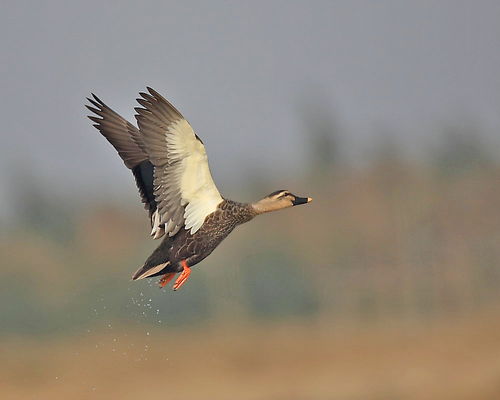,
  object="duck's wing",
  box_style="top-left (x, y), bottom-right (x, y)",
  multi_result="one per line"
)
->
top-left (86, 94), bottom-right (147, 168)
top-left (86, 95), bottom-right (160, 234)
top-left (134, 87), bottom-right (223, 237)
